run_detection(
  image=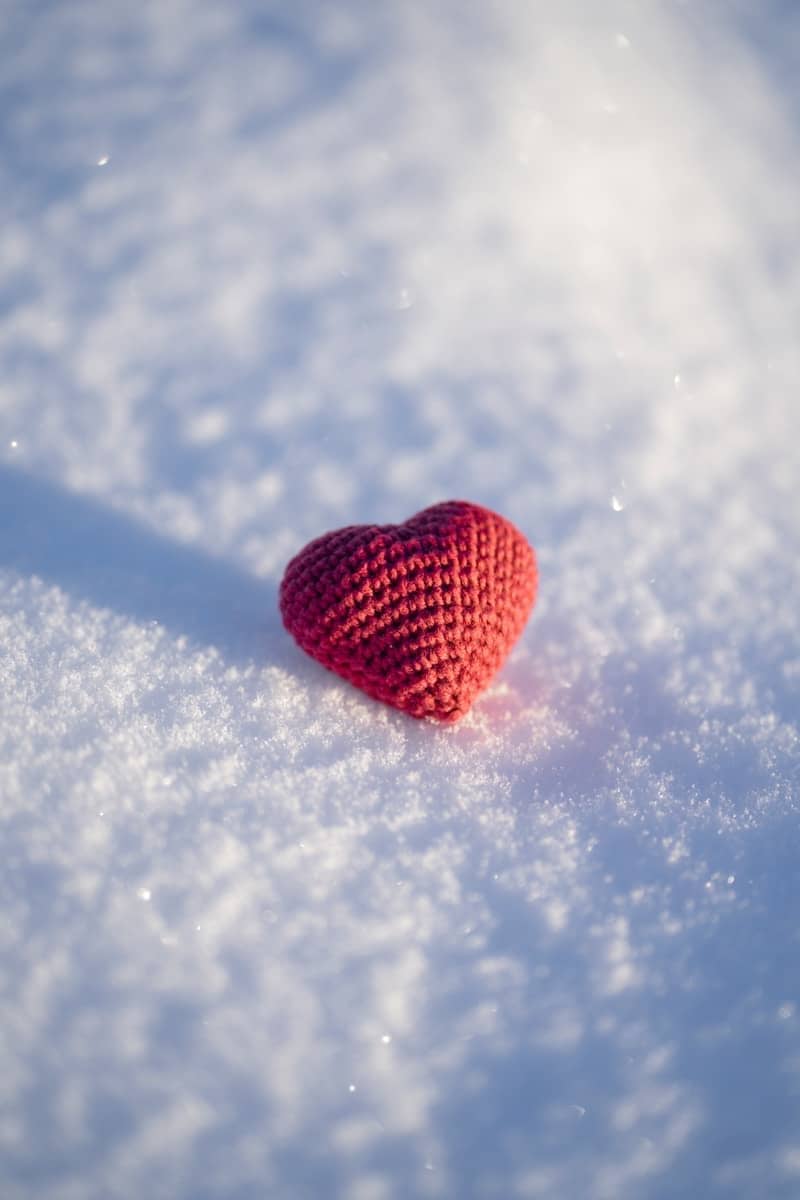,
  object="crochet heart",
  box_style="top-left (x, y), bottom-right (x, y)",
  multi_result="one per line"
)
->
top-left (279, 500), bottom-right (537, 722)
